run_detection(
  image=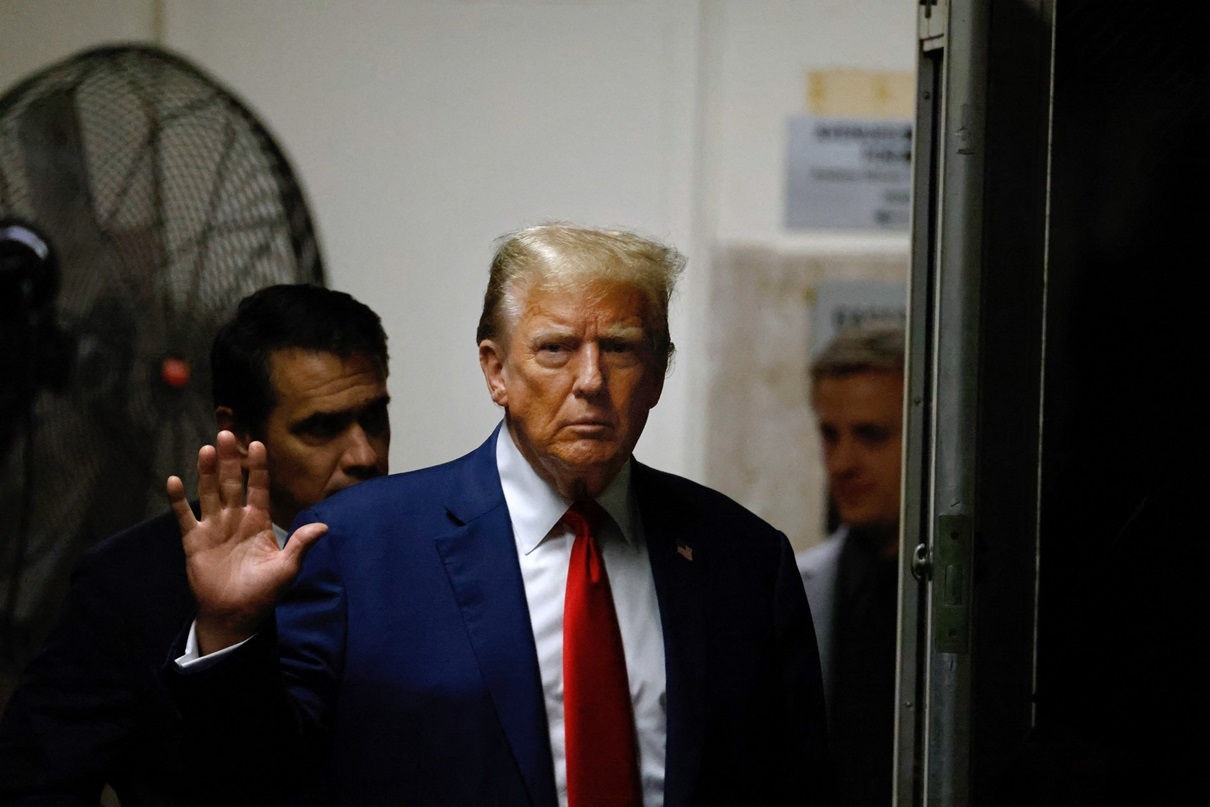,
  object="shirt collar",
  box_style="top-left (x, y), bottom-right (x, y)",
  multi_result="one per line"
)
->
top-left (495, 420), bottom-right (636, 556)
